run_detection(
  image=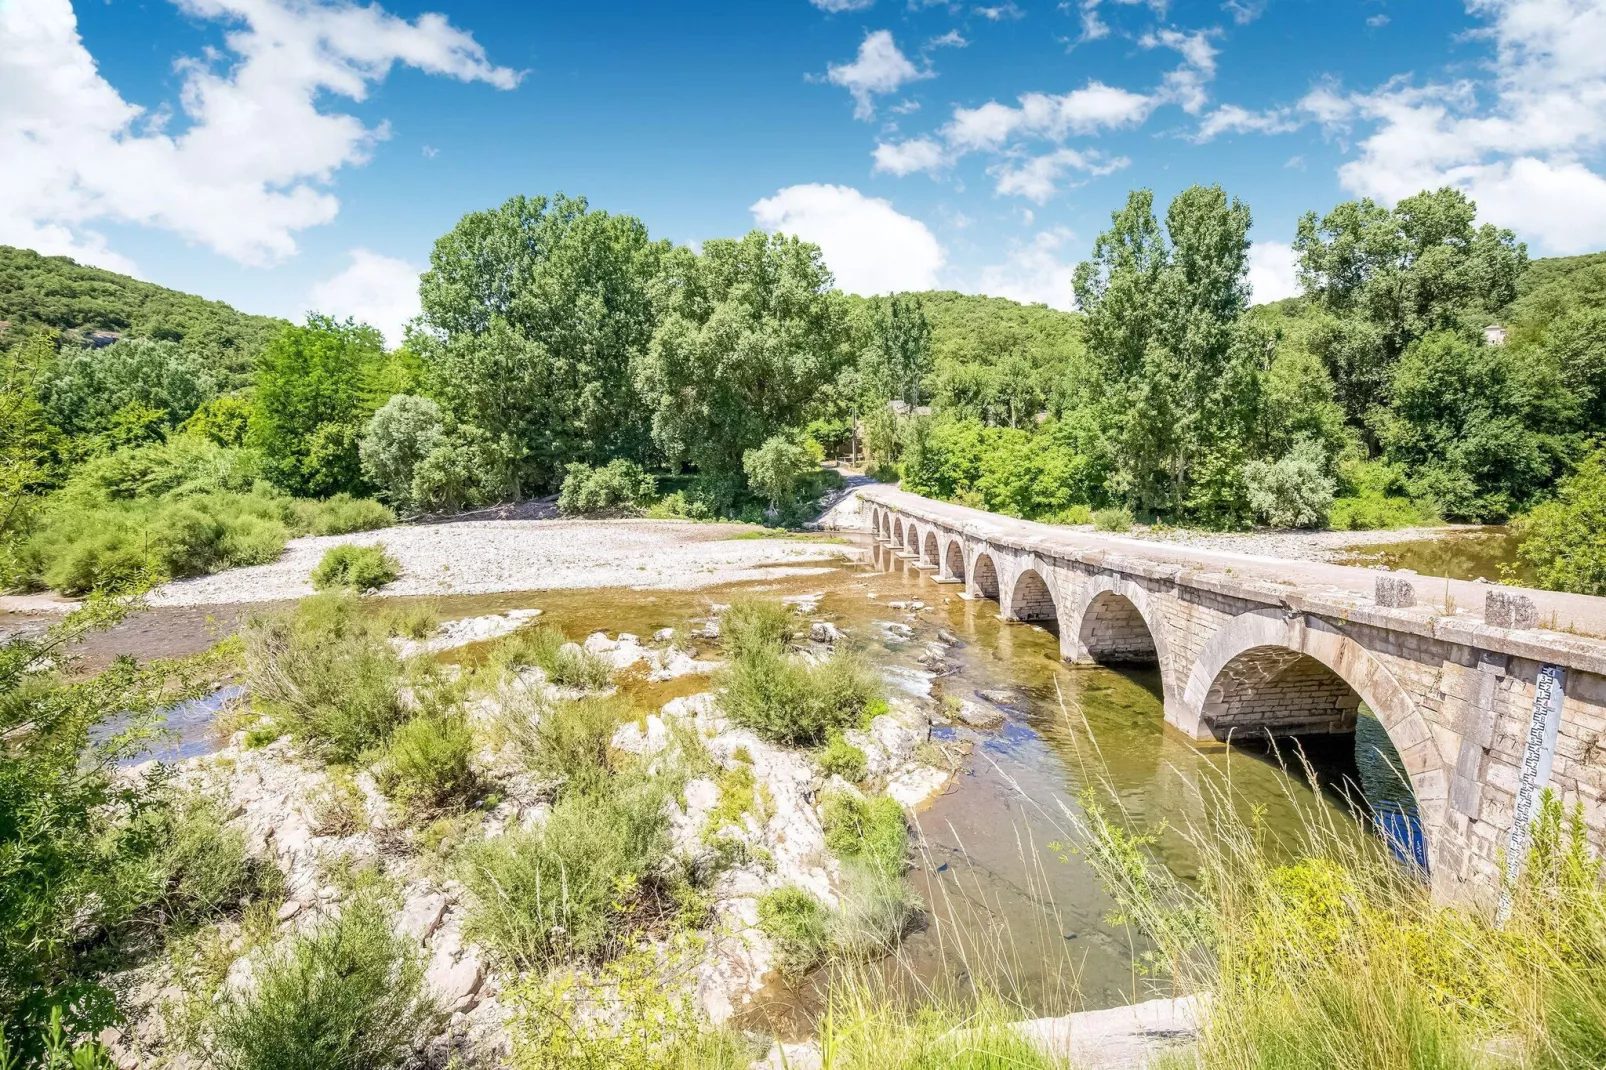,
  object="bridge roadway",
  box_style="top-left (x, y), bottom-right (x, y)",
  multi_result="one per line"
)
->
top-left (854, 485), bottom-right (1606, 900)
